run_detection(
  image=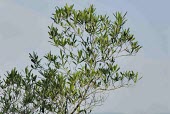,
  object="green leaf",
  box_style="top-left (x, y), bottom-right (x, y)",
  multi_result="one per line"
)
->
top-left (78, 50), bottom-right (82, 58)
